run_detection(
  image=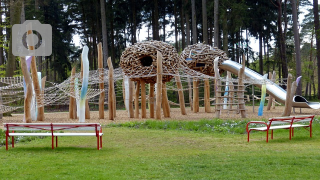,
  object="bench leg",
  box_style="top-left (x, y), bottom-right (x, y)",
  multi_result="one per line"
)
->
top-left (266, 131), bottom-right (269, 143)
top-left (289, 128), bottom-right (292, 140)
top-left (292, 128), bottom-right (294, 137)
top-left (52, 136), bottom-right (54, 149)
top-left (6, 133), bottom-right (8, 150)
top-left (56, 137), bottom-right (58, 147)
top-left (100, 136), bottom-right (102, 149)
top-left (12, 136), bottom-right (14, 148)
top-left (97, 136), bottom-right (99, 150)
